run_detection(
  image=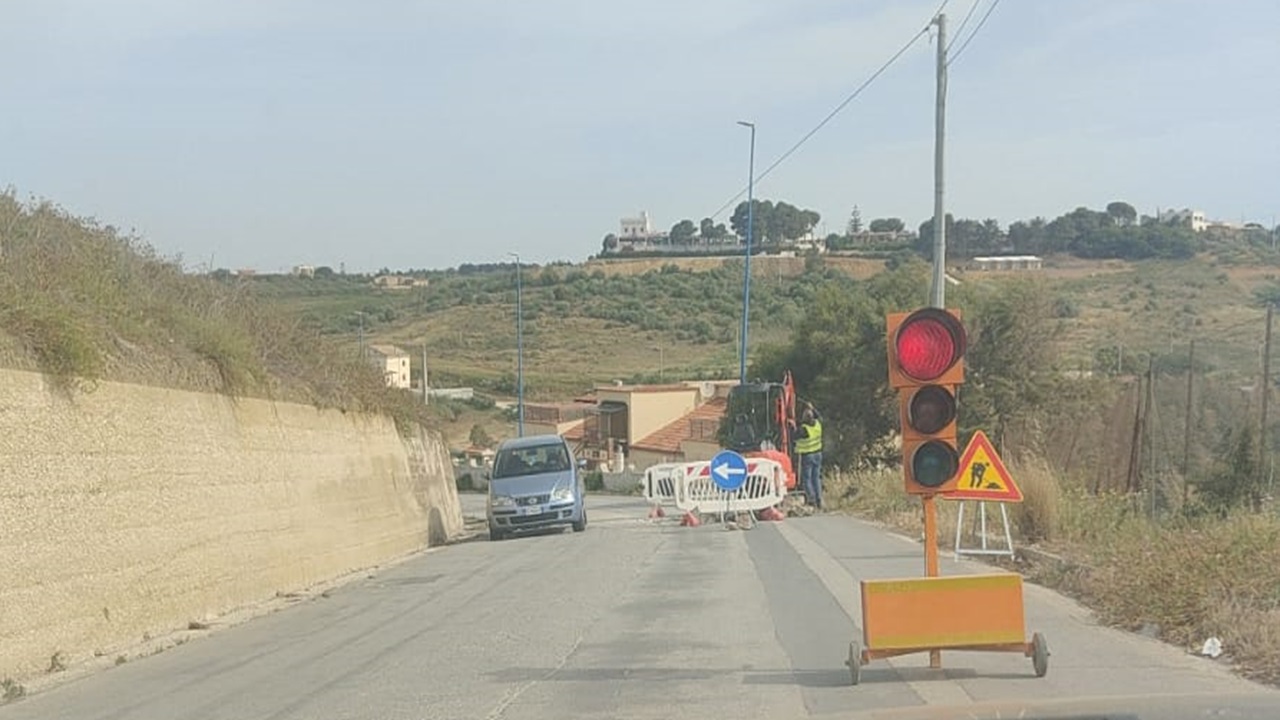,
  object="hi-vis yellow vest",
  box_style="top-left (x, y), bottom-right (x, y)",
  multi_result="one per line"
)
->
top-left (795, 419), bottom-right (823, 455)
